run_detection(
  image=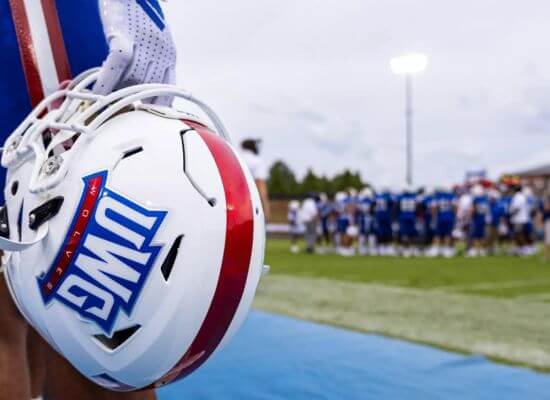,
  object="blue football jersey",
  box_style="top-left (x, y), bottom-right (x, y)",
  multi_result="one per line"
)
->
top-left (489, 198), bottom-right (505, 226)
top-left (0, 0), bottom-right (108, 202)
top-left (375, 193), bottom-right (393, 220)
top-left (397, 193), bottom-right (417, 220)
top-left (318, 202), bottom-right (333, 220)
top-left (500, 196), bottom-right (512, 219)
top-left (359, 196), bottom-right (373, 215)
top-left (434, 192), bottom-right (455, 221)
top-left (472, 196), bottom-right (489, 224)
